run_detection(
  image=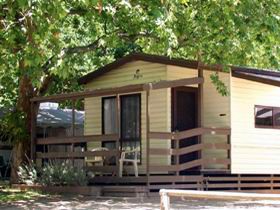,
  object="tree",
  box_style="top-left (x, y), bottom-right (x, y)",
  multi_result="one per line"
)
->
top-left (0, 0), bottom-right (279, 183)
